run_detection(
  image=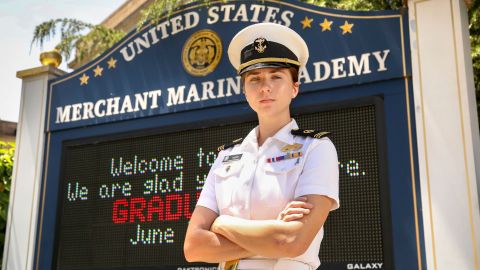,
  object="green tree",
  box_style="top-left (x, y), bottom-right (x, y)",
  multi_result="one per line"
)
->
top-left (469, 0), bottom-right (480, 124)
top-left (301, 0), bottom-right (403, 10)
top-left (0, 142), bottom-right (14, 265)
